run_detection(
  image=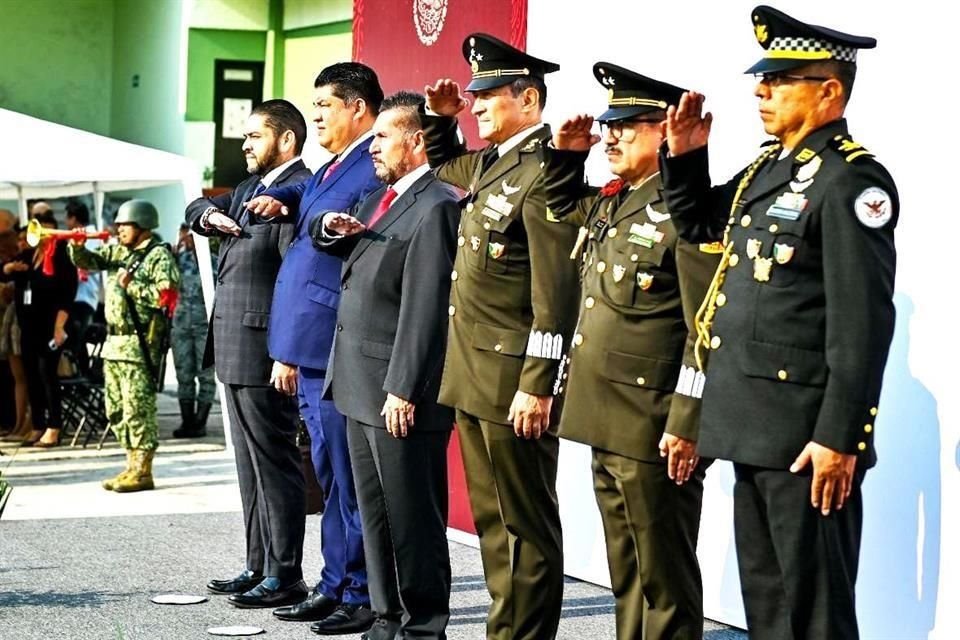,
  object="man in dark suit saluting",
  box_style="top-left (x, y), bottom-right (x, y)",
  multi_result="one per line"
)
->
top-left (311, 91), bottom-right (459, 640)
top-left (185, 99), bottom-right (312, 608)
